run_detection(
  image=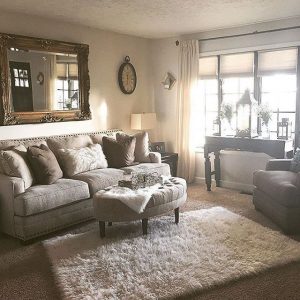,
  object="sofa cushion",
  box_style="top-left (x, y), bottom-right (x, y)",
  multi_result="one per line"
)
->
top-left (58, 144), bottom-right (108, 177)
top-left (72, 168), bottom-right (124, 195)
top-left (0, 145), bottom-right (34, 189)
top-left (147, 177), bottom-right (187, 208)
top-left (14, 178), bottom-right (90, 216)
top-left (253, 170), bottom-right (300, 207)
top-left (47, 135), bottom-right (93, 156)
top-left (27, 144), bottom-right (63, 184)
top-left (102, 136), bottom-right (136, 168)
